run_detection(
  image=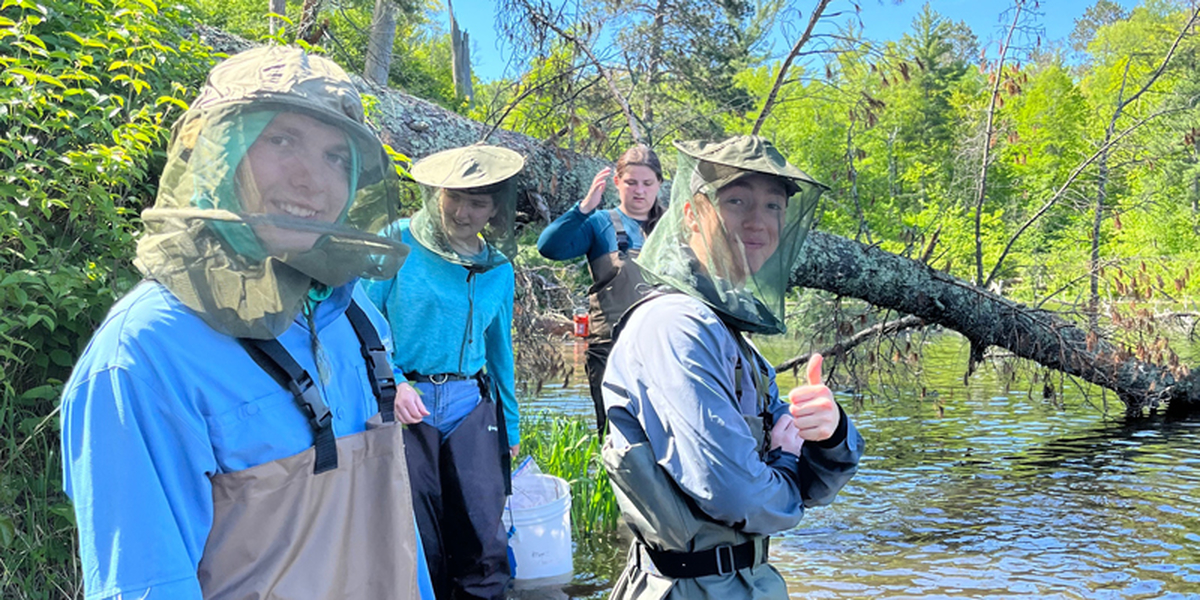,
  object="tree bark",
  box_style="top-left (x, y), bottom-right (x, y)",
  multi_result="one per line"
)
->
top-left (268, 0), bottom-right (287, 36)
top-left (297, 0), bottom-right (323, 44)
top-left (363, 0), bottom-right (398, 86)
top-left (448, 0), bottom-right (473, 103)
